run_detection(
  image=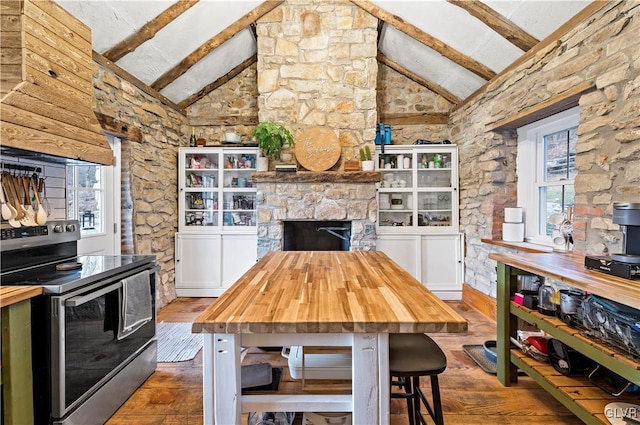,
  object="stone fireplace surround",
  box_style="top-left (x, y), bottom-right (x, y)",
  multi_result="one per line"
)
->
top-left (253, 171), bottom-right (381, 258)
